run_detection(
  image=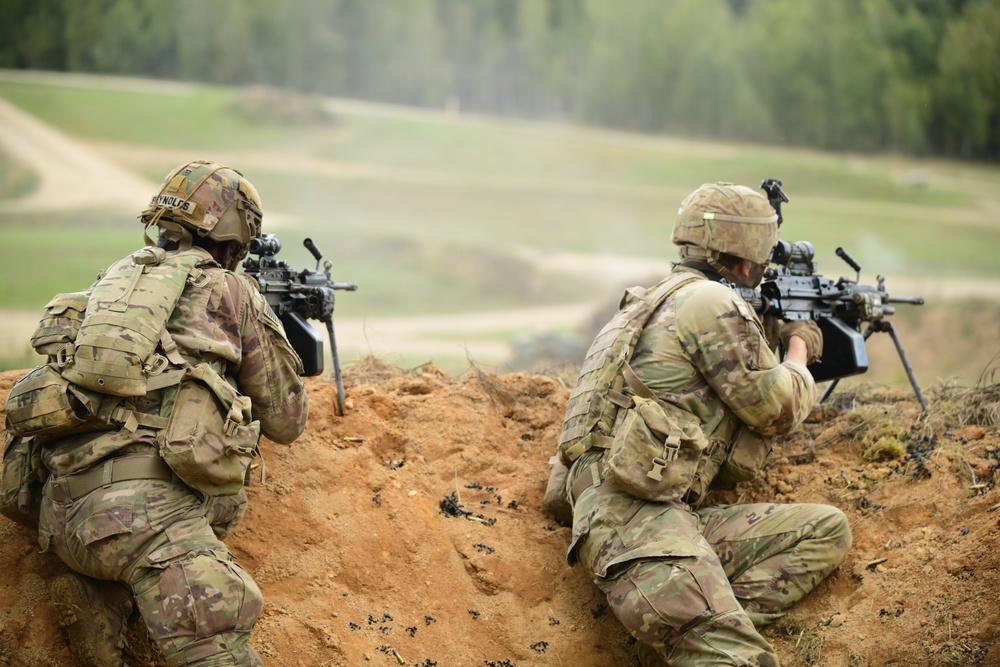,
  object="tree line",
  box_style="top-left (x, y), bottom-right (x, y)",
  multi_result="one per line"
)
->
top-left (2, 0), bottom-right (998, 160)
